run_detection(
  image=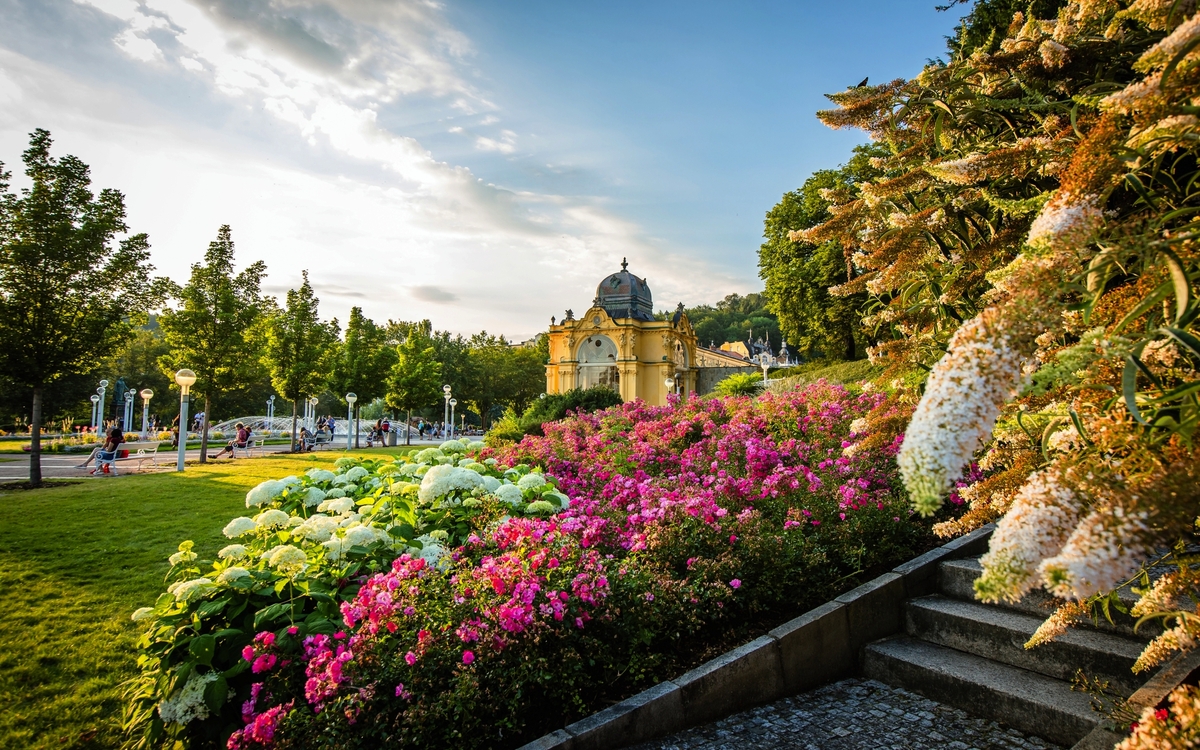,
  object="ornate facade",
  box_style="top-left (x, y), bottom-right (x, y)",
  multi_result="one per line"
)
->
top-left (545, 260), bottom-right (700, 405)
